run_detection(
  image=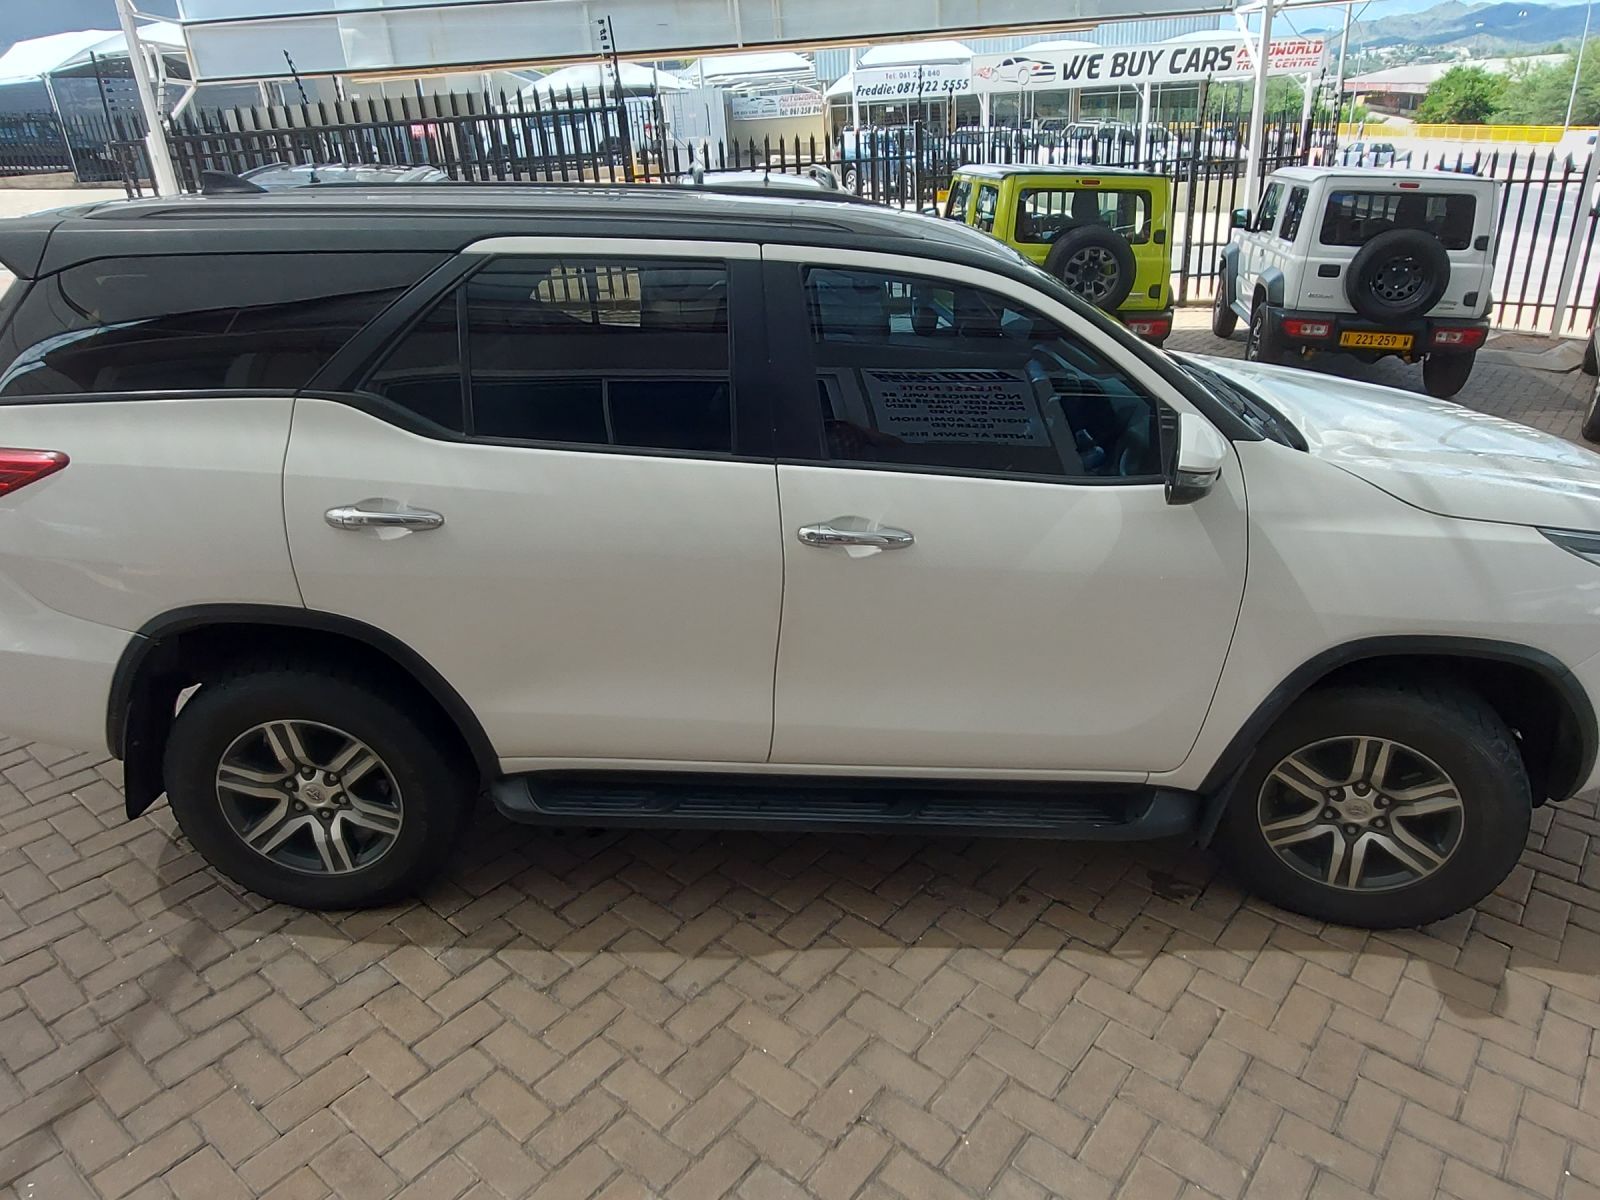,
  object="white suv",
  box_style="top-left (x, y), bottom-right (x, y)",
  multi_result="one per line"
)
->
top-left (1, 187), bottom-right (1596, 928)
top-left (1215, 166), bottom-right (1499, 398)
